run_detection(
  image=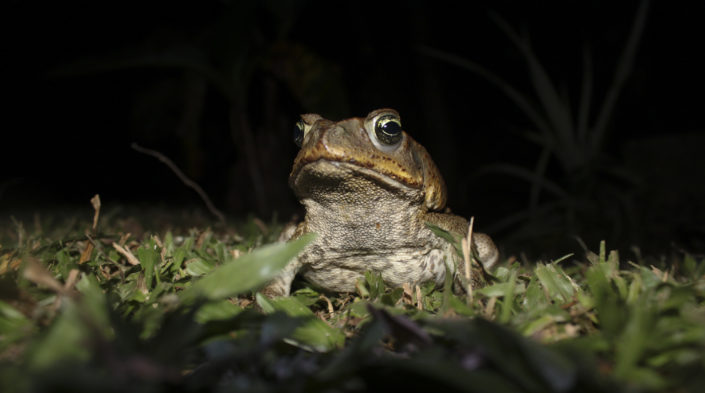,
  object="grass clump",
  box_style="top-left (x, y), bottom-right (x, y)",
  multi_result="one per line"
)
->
top-left (0, 205), bottom-right (704, 392)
